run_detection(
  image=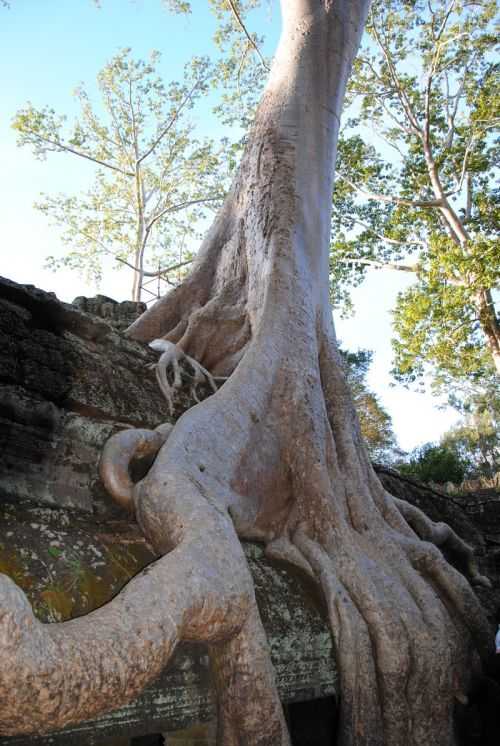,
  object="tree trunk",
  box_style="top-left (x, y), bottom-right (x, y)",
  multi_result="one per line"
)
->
top-left (0, 2), bottom-right (493, 745)
top-left (132, 163), bottom-right (146, 303)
